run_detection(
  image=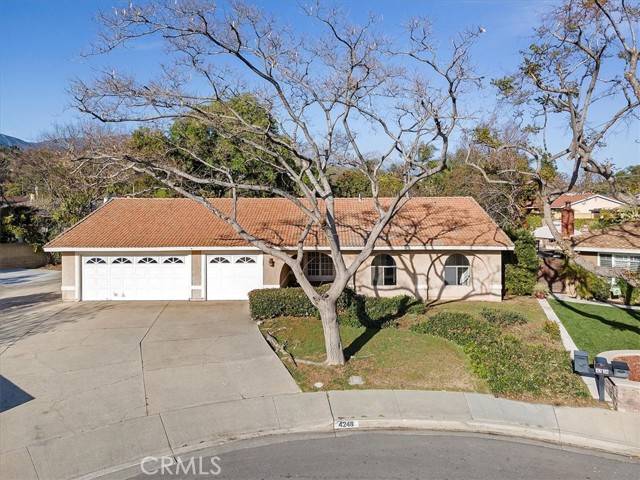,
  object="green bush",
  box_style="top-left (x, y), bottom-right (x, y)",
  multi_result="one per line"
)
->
top-left (505, 265), bottom-right (537, 296)
top-left (480, 308), bottom-right (527, 326)
top-left (248, 286), bottom-right (355, 319)
top-left (339, 295), bottom-right (419, 329)
top-left (505, 229), bottom-right (539, 296)
top-left (617, 278), bottom-right (640, 306)
top-left (563, 262), bottom-right (610, 302)
top-left (543, 321), bottom-right (560, 339)
top-left (410, 311), bottom-right (500, 347)
top-left (411, 311), bottom-right (588, 399)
